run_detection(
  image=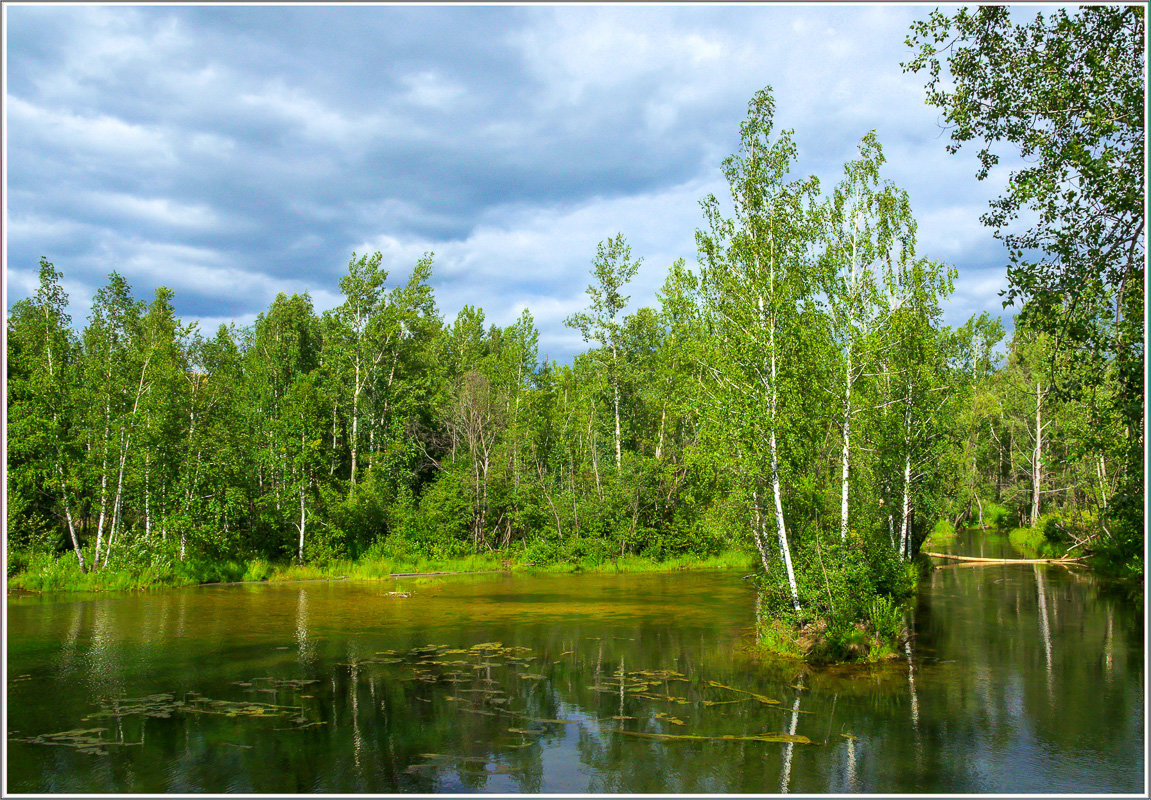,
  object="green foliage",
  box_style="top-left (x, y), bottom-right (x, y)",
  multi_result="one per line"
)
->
top-left (926, 519), bottom-right (956, 545)
top-left (865, 595), bottom-right (906, 641)
top-left (906, 5), bottom-right (1144, 574)
top-left (982, 502), bottom-right (1011, 531)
